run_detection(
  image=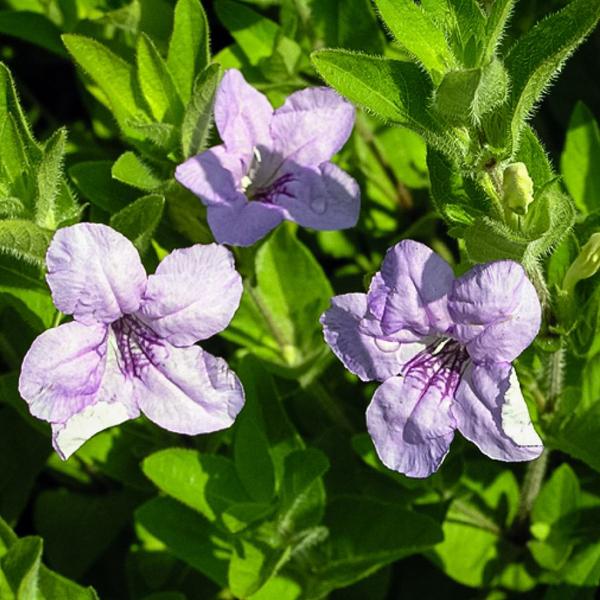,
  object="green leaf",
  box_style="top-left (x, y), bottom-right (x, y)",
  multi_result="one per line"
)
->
top-left (548, 400), bottom-right (600, 475)
top-left (135, 496), bottom-right (231, 587)
top-left (504, 0), bottom-right (600, 152)
top-left (62, 34), bottom-right (144, 136)
top-left (0, 63), bottom-right (38, 155)
top-left (2, 536), bottom-right (42, 598)
top-left (515, 126), bottom-right (557, 194)
top-left (0, 11), bottom-right (66, 57)
top-left (372, 0), bottom-right (455, 78)
top-left (484, 0), bottom-right (516, 63)
top-left (465, 190), bottom-right (575, 265)
top-left (69, 161), bottom-right (138, 214)
top-left (224, 225), bottom-right (334, 375)
top-left (36, 128), bottom-right (67, 230)
top-left (427, 147), bottom-right (488, 225)
top-left (181, 63), bottom-right (220, 160)
top-left (279, 449), bottom-right (329, 534)
top-left (0, 255), bottom-right (55, 330)
top-left (215, 0), bottom-right (279, 66)
top-left (307, 0), bottom-right (384, 54)
top-left (445, 0), bottom-right (487, 68)
top-left (0, 516), bottom-right (98, 600)
top-left (235, 356), bottom-right (304, 485)
top-left (0, 406), bottom-right (49, 524)
top-left (34, 489), bottom-right (141, 580)
top-left (109, 194), bottom-right (164, 255)
top-left (142, 449), bottom-right (251, 522)
top-left (528, 464), bottom-right (580, 571)
top-left (434, 57), bottom-right (508, 123)
top-left (234, 401), bottom-right (276, 504)
top-left (112, 152), bottom-right (163, 191)
top-left (532, 464), bottom-right (580, 527)
top-left (167, 0), bottom-right (210, 101)
top-left (307, 496), bottom-right (443, 598)
top-left (561, 101), bottom-right (600, 214)
top-left (228, 530), bottom-right (290, 598)
top-left (0, 219), bottom-right (53, 267)
top-left (311, 50), bottom-right (455, 154)
top-left (136, 33), bottom-right (184, 124)
top-left (0, 114), bottom-right (30, 185)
